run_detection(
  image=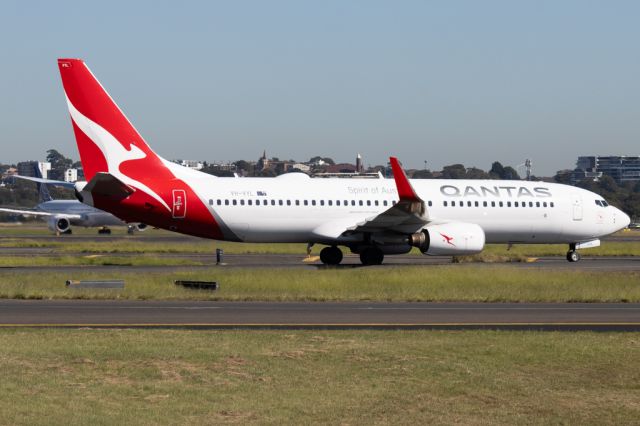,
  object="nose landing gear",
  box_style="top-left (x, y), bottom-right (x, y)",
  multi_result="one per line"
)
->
top-left (566, 243), bottom-right (581, 262)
